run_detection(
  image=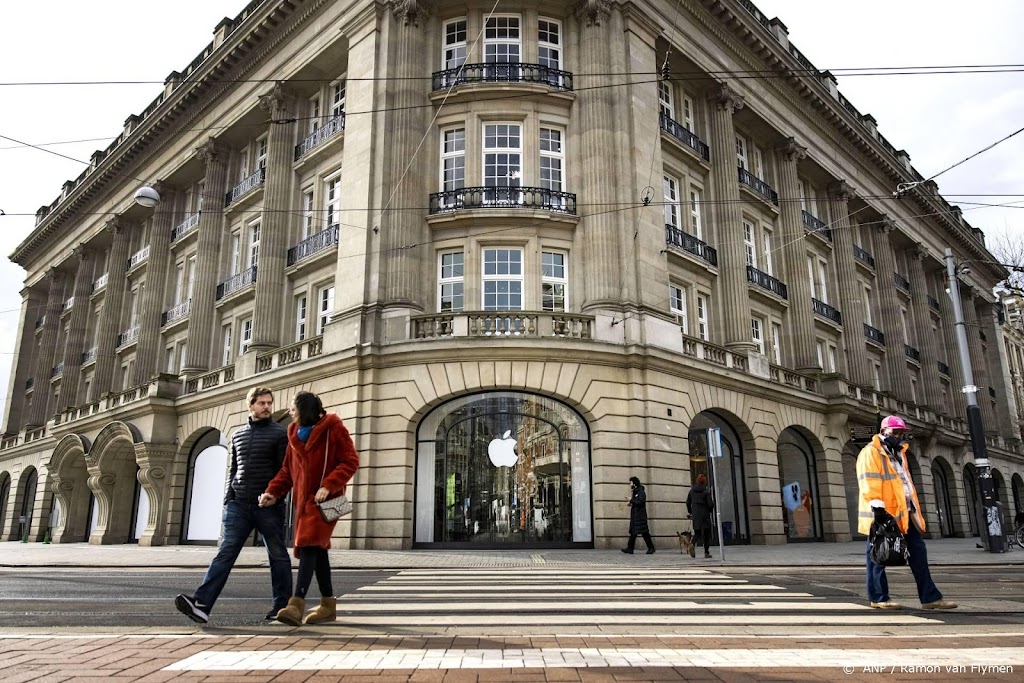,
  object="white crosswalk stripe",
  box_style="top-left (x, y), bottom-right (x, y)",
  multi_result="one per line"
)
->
top-left (329, 567), bottom-right (939, 630)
